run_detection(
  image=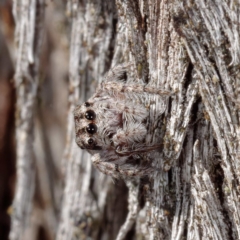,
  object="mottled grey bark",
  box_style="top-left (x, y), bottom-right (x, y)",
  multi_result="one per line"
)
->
top-left (9, 0), bottom-right (45, 239)
top-left (58, 0), bottom-right (240, 239)
top-left (56, 1), bottom-right (128, 240)
top-left (10, 0), bottom-right (240, 239)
